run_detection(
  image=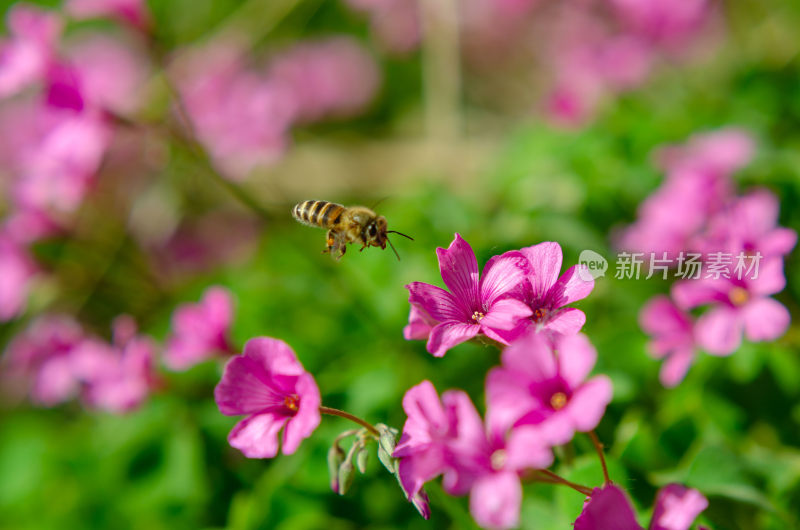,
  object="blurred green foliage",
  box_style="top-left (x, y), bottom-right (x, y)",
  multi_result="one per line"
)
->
top-left (2, 0), bottom-right (800, 529)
